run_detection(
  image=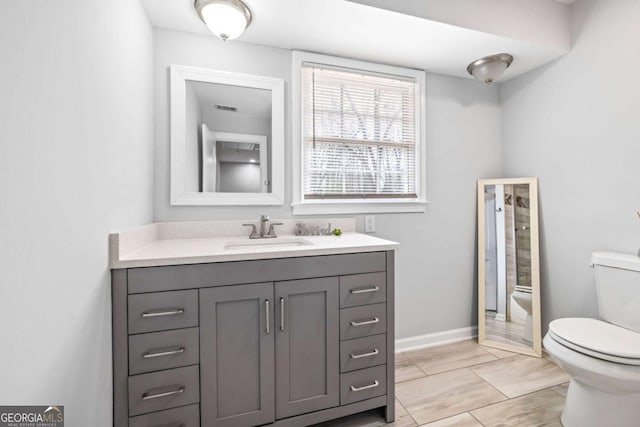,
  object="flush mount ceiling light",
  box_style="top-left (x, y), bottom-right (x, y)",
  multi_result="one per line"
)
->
top-left (467, 53), bottom-right (514, 84)
top-left (195, 0), bottom-right (252, 41)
